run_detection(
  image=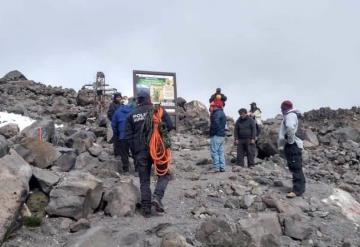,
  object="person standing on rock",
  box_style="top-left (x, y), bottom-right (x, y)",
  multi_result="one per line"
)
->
top-left (107, 92), bottom-right (123, 120)
top-left (209, 88), bottom-right (227, 107)
top-left (234, 108), bottom-right (257, 168)
top-left (249, 102), bottom-right (263, 137)
top-left (125, 91), bottom-right (174, 217)
top-left (111, 98), bottom-right (136, 173)
top-left (278, 100), bottom-right (306, 198)
top-left (108, 92), bottom-right (124, 160)
top-left (209, 101), bottom-right (227, 172)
